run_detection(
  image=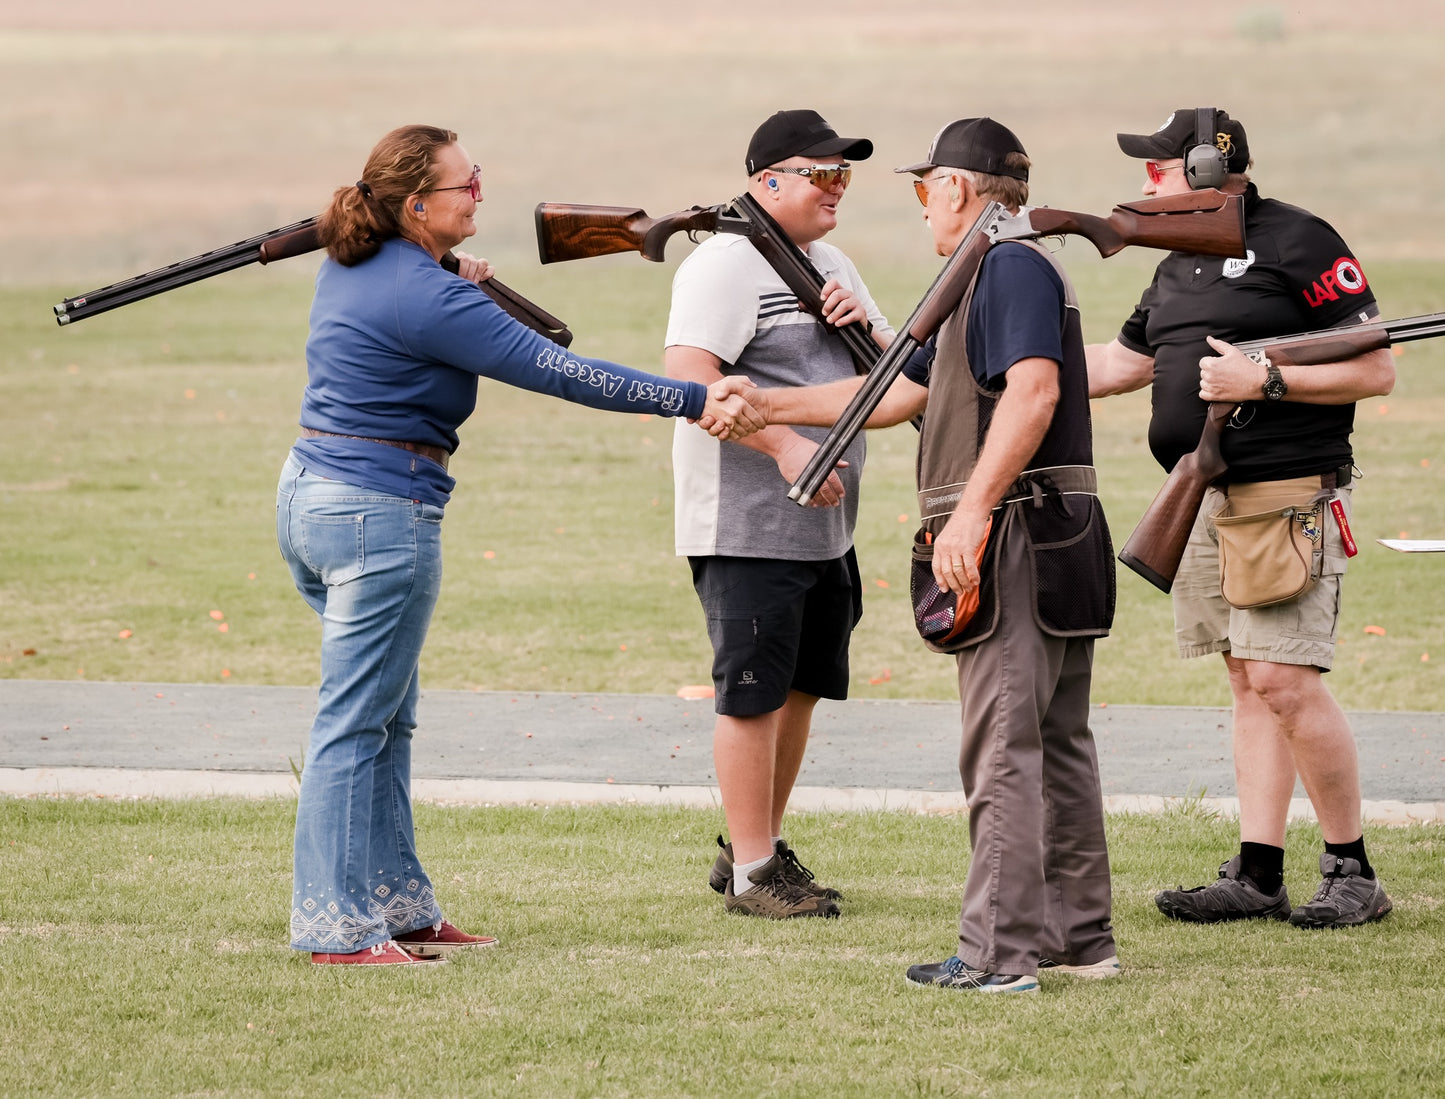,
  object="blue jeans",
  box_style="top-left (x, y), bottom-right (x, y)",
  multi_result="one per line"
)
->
top-left (276, 454), bottom-right (446, 952)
